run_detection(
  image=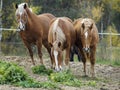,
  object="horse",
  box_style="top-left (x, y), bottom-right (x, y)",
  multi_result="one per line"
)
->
top-left (74, 18), bottom-right (99, 77)
top-left (48, 17), bottom-right (76, 71)
top-left (15, 3), bottom-right (55, 65)
top-left (70, 45), bottom-right (81, 62)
